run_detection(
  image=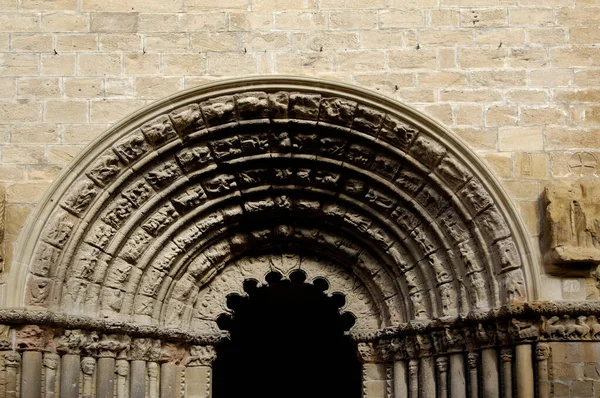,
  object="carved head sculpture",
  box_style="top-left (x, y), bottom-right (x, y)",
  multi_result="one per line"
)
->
top-left (535, 344), bottom-right (550, 361)
top-left (116, 360), bottom-right (129, 377)
top-left (147, 362), bottom-right (160, 378)
top-left (81, 357), bottom-right (96, 375)
top-left (43, 353), bottom-right (60, 370)
top-left (467, 353), bottom-right (479, 369)
top-left (408, 360), bottom-right (419, 376)
top-left (4, 351), bottom-right (20, 368)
